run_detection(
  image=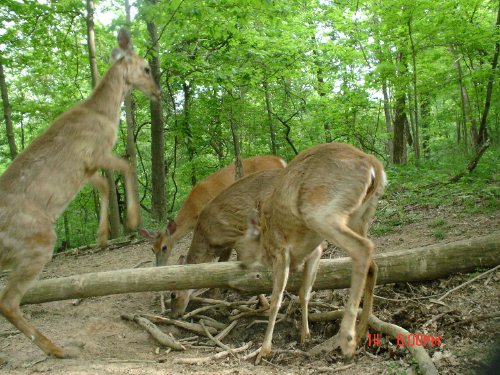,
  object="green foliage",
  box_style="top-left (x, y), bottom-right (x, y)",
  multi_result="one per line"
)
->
top-left (0, 0), bottom-right (498, 248)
